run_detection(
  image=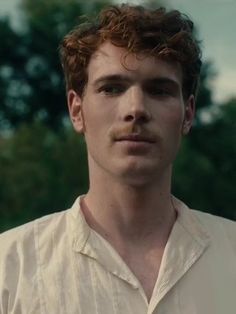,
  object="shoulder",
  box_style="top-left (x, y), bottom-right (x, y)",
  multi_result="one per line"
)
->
top-left (192, 208), bottom-right (236, 231)
top-left (174, 196), bottom-right (236, 254)
top-left (0, 209), bottom-right (69, 258)
top-left (0, 209), bottom-right (70, 281)
top-left (0, 209), bottom-right (71, 312)
top-left (0, 196), bottom-right (83, 273)
top-left (191, 209), bottom-right (236, 252)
